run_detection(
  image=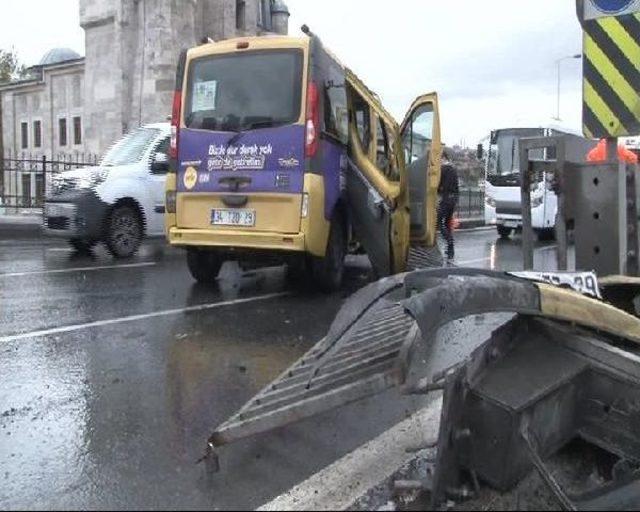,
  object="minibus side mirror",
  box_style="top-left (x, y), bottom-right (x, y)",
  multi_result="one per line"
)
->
top-left (151, 152), bottom-right (170, 173)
